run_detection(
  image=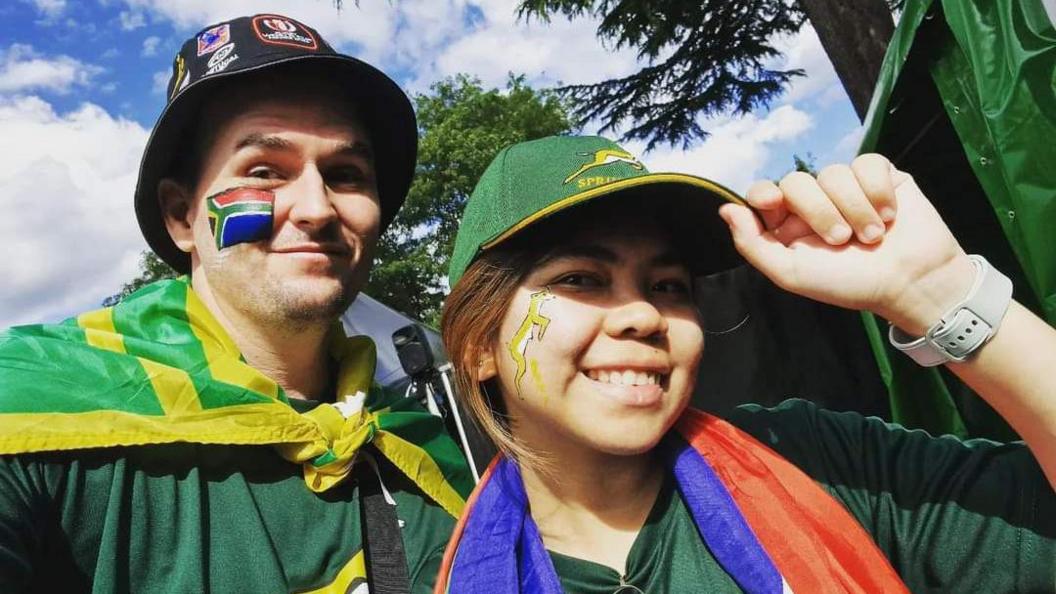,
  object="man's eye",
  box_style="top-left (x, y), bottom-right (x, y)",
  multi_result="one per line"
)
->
top-left (247, 166), bottom-right (282, 180)
top-left (327, 166), bottom-right (369, 187)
